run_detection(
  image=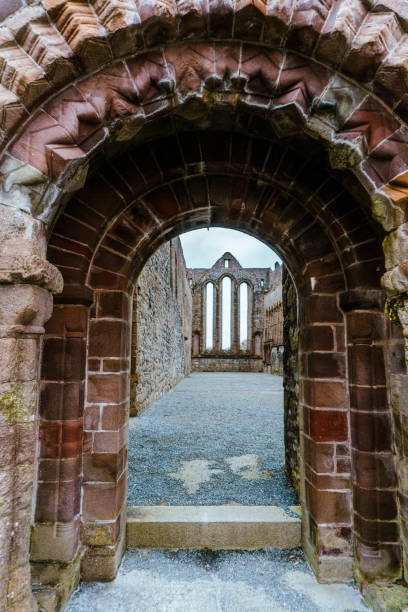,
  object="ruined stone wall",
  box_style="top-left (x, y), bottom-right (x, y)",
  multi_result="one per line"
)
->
top-left (192, 356), bottom-right (263, 372)
top-left (283, 267), bottom-right (300, 497)
top-left (263, 264), bottom-right (284, 375)
top-left (130, 238), bottom-right (192, 416)
top-left (189, 253), bottom-right (270, 371)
